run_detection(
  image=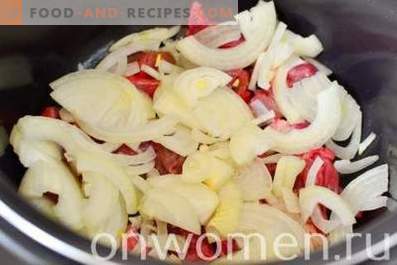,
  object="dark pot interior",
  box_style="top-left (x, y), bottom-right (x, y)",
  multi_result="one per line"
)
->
top-left (0, 0), bottom-right (397, 264)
